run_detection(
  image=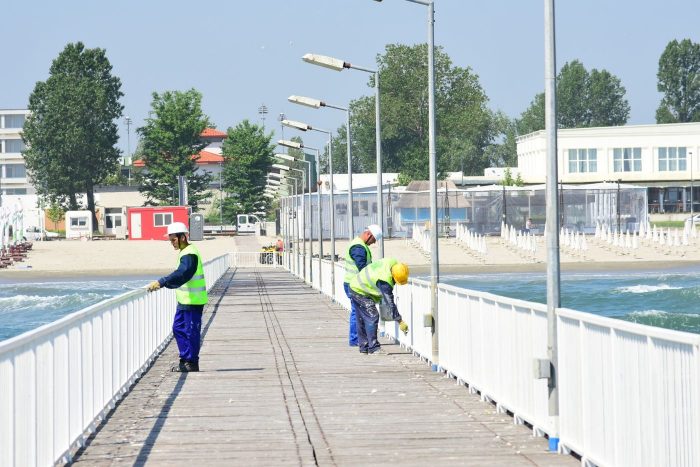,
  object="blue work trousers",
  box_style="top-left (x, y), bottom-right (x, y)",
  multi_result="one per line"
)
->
top-left (343, 282), bottom-right (358, 346)
top-left (173, 305), bottom-right (203, 363)
top-left (349, 291), bottom-right (380, 354)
